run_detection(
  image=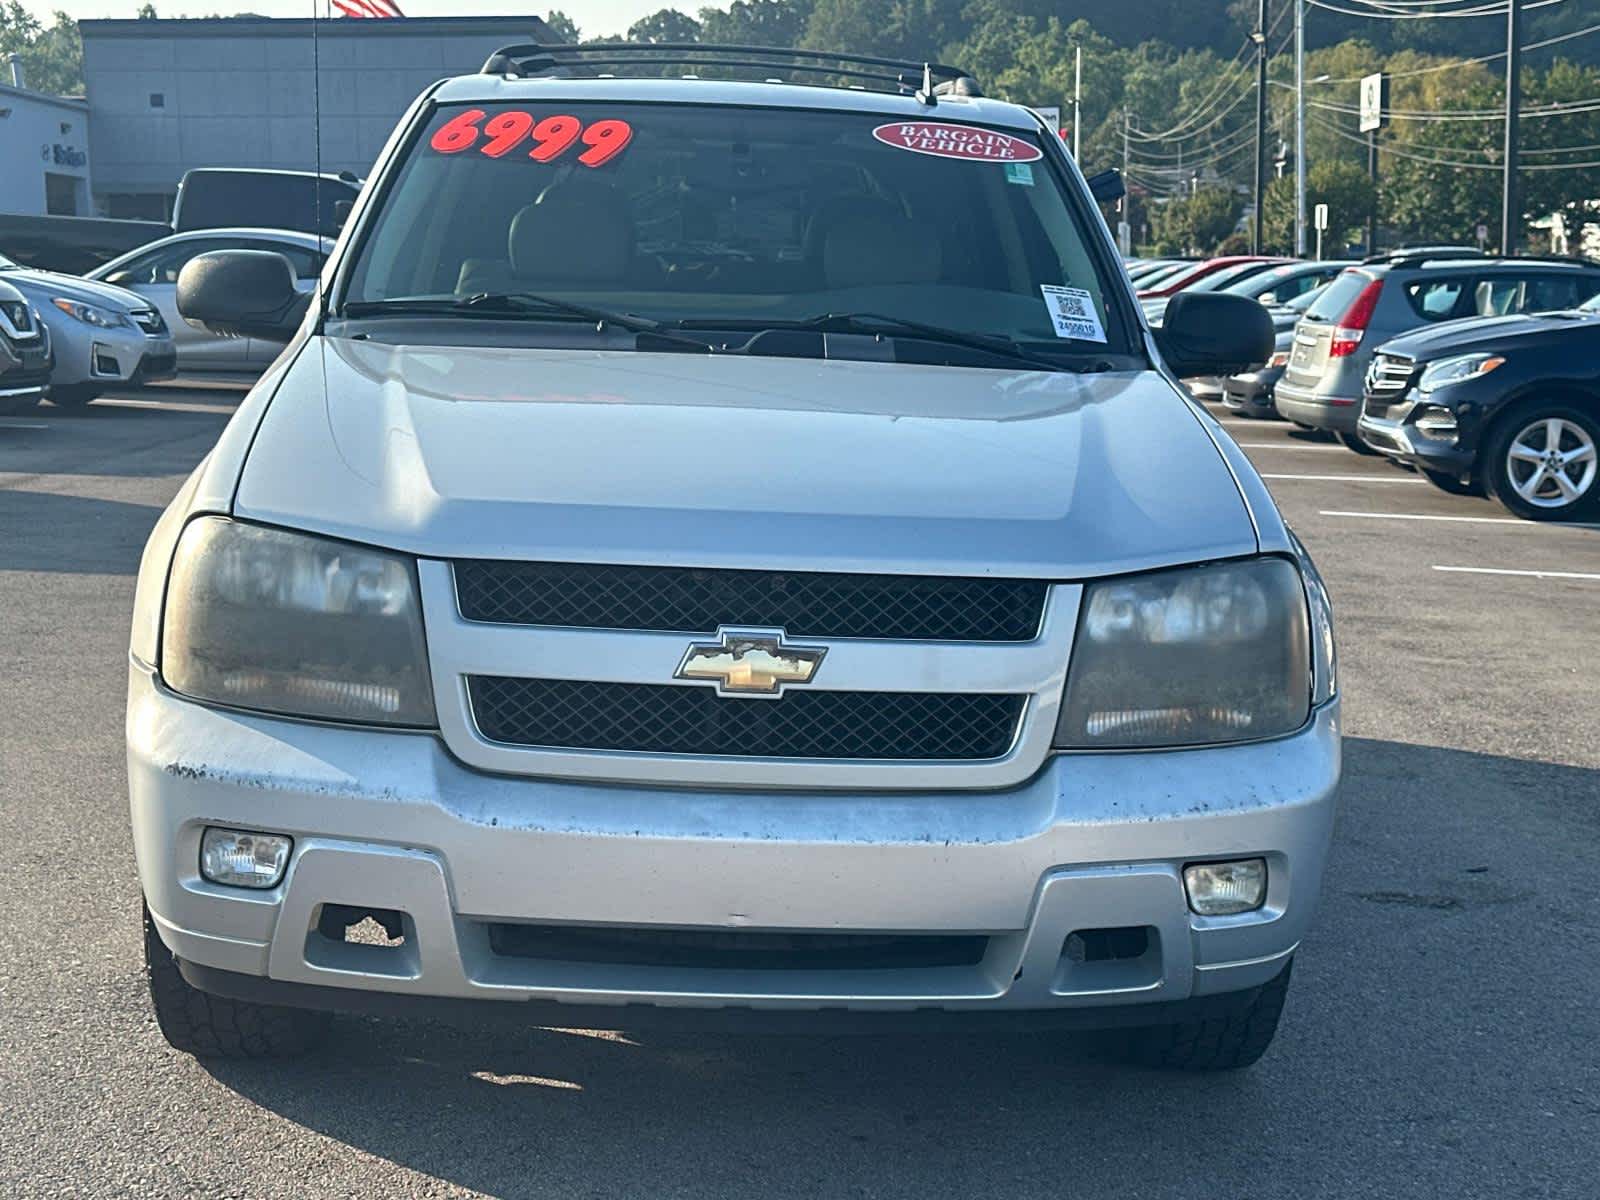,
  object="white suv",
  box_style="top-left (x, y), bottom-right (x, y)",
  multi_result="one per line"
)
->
top-left (131, 44), bottom-right (1338, 1070)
